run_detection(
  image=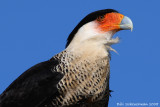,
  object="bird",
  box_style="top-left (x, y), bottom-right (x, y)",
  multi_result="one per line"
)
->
top-left (0, 9), bottom-right (133, 107)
